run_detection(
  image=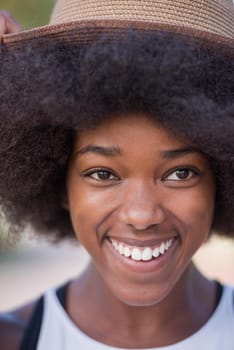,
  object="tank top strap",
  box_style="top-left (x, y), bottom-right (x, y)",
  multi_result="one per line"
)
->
top-left (19, 295), bottom-right (44, 350)
top-left (20, 281), bottom-right (70, 350)
top-left (56, 280), bottom-right (70, 309)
